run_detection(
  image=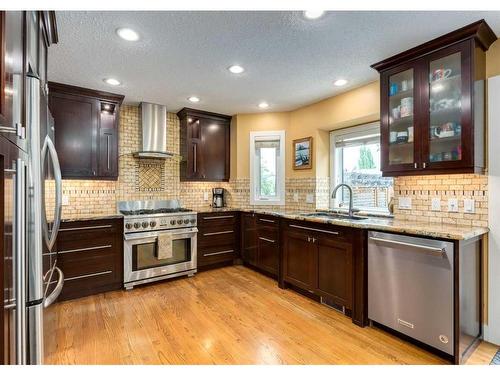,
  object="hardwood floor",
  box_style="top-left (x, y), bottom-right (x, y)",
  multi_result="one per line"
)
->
top-left (45, 266), bottom-right (468, 365)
